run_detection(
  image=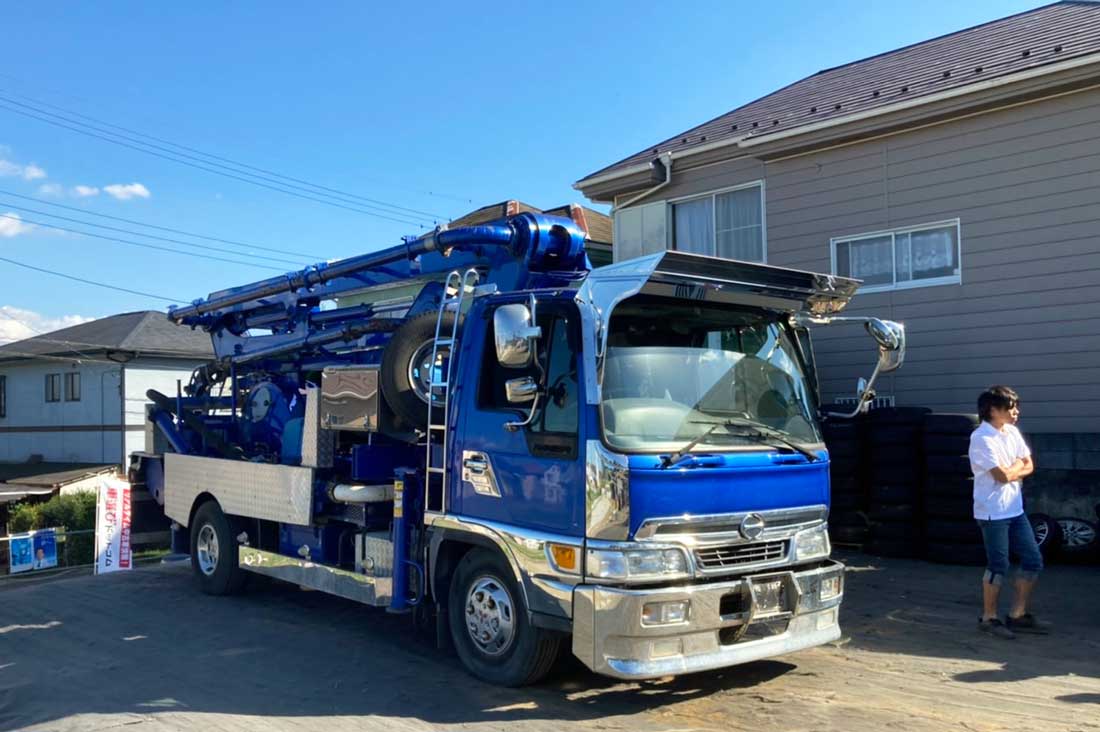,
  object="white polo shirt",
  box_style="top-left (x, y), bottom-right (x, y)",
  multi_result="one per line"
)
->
top-left (969, 421), bottom-right (1031, 520)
